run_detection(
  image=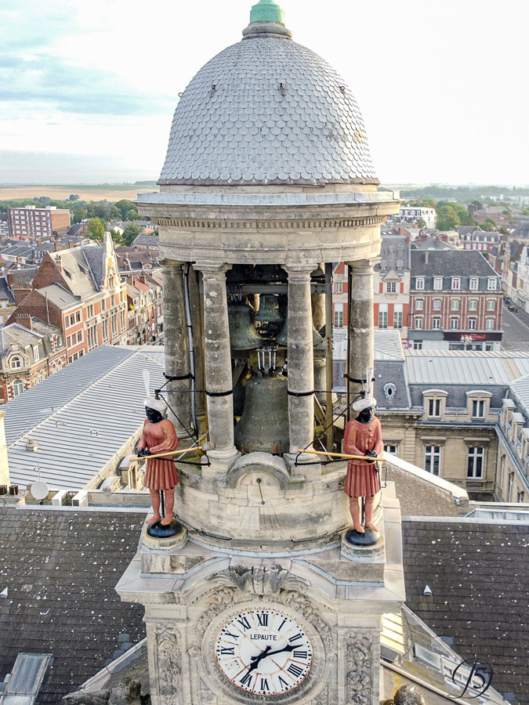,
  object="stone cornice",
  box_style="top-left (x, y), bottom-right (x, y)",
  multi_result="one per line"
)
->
top-left (151, 215), bottom-right (386, 230)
